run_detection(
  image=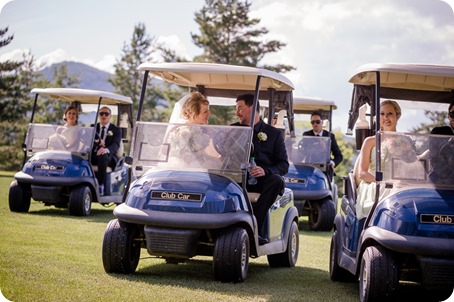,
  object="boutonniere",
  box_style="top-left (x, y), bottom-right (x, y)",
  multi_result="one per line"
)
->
top-left (257, 132), bottom-right (267, 142)
top-left (107, 130), bottom-right (113, 136)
